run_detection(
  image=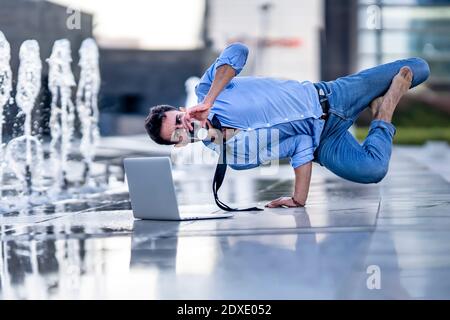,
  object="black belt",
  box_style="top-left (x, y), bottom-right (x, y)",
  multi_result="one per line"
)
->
top-left (314, 84), bottom-right (330, 120)
top-left (210, 115), bottom-right (263, 212)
